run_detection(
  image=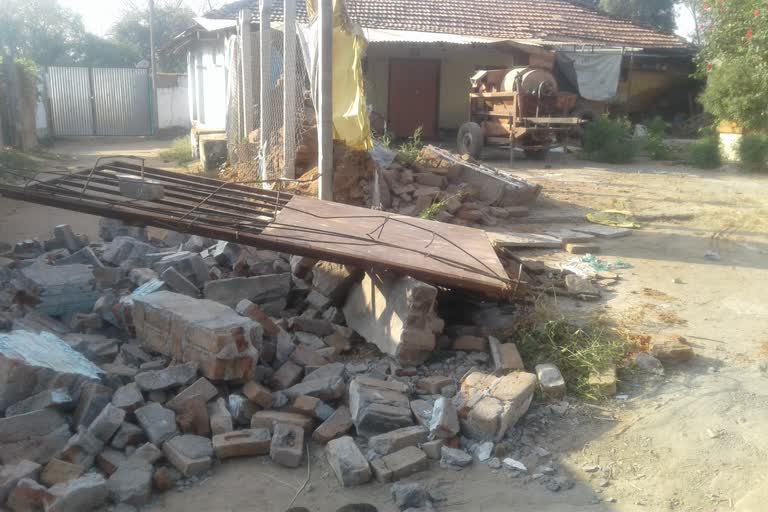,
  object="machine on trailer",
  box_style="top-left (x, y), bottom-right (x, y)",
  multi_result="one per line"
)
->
top-left (457, 67), bottom-right (583, 160)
